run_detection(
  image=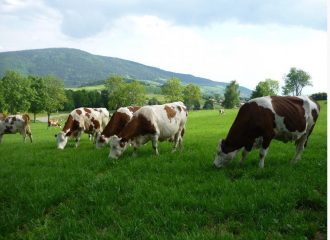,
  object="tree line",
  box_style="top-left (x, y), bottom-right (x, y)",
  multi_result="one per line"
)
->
top-left (0, 67), bottom-right (324, 121)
